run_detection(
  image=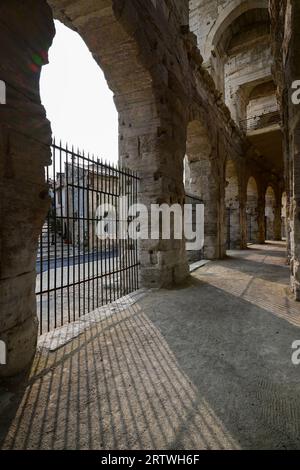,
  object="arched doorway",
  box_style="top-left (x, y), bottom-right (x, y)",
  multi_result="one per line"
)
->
top-left (40, 20), bottom-right (118, 161)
